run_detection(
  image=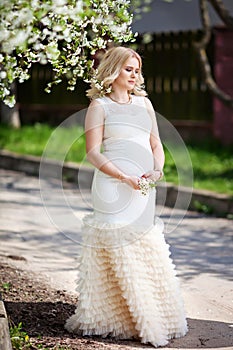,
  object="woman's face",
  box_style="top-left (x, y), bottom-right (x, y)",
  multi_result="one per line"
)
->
top-left (112, 56), bottom-right (140, 92)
